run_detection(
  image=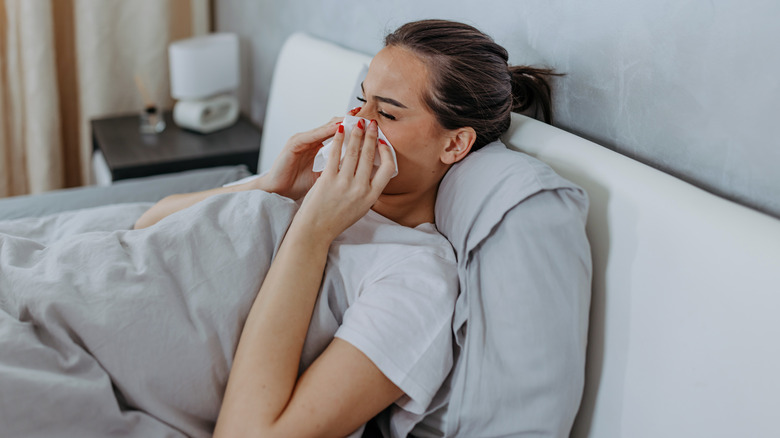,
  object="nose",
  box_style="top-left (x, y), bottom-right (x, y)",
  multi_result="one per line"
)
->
top-left (354, 106), bottom-right (367, 119)
top-left (355, 105), bottom-right (377, 121)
